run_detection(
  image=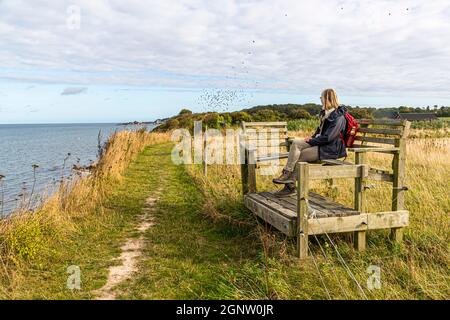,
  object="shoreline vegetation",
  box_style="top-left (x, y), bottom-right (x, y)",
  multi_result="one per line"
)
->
top-left (154, 104), bottom-right (450, 139)
top-left (118, 120), bottom-right (166, 126)
top-left (0, 110), bottom-right (448, 299)
top-left (0, 130), bottom-right (170, 298)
